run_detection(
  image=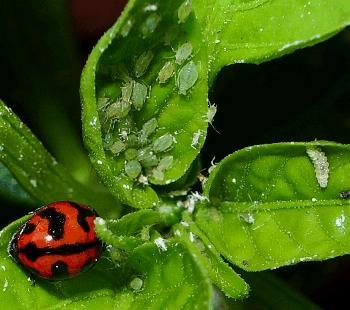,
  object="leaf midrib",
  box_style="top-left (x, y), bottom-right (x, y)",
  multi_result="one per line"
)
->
top-left (219, 199), bottom-right (350, 212)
